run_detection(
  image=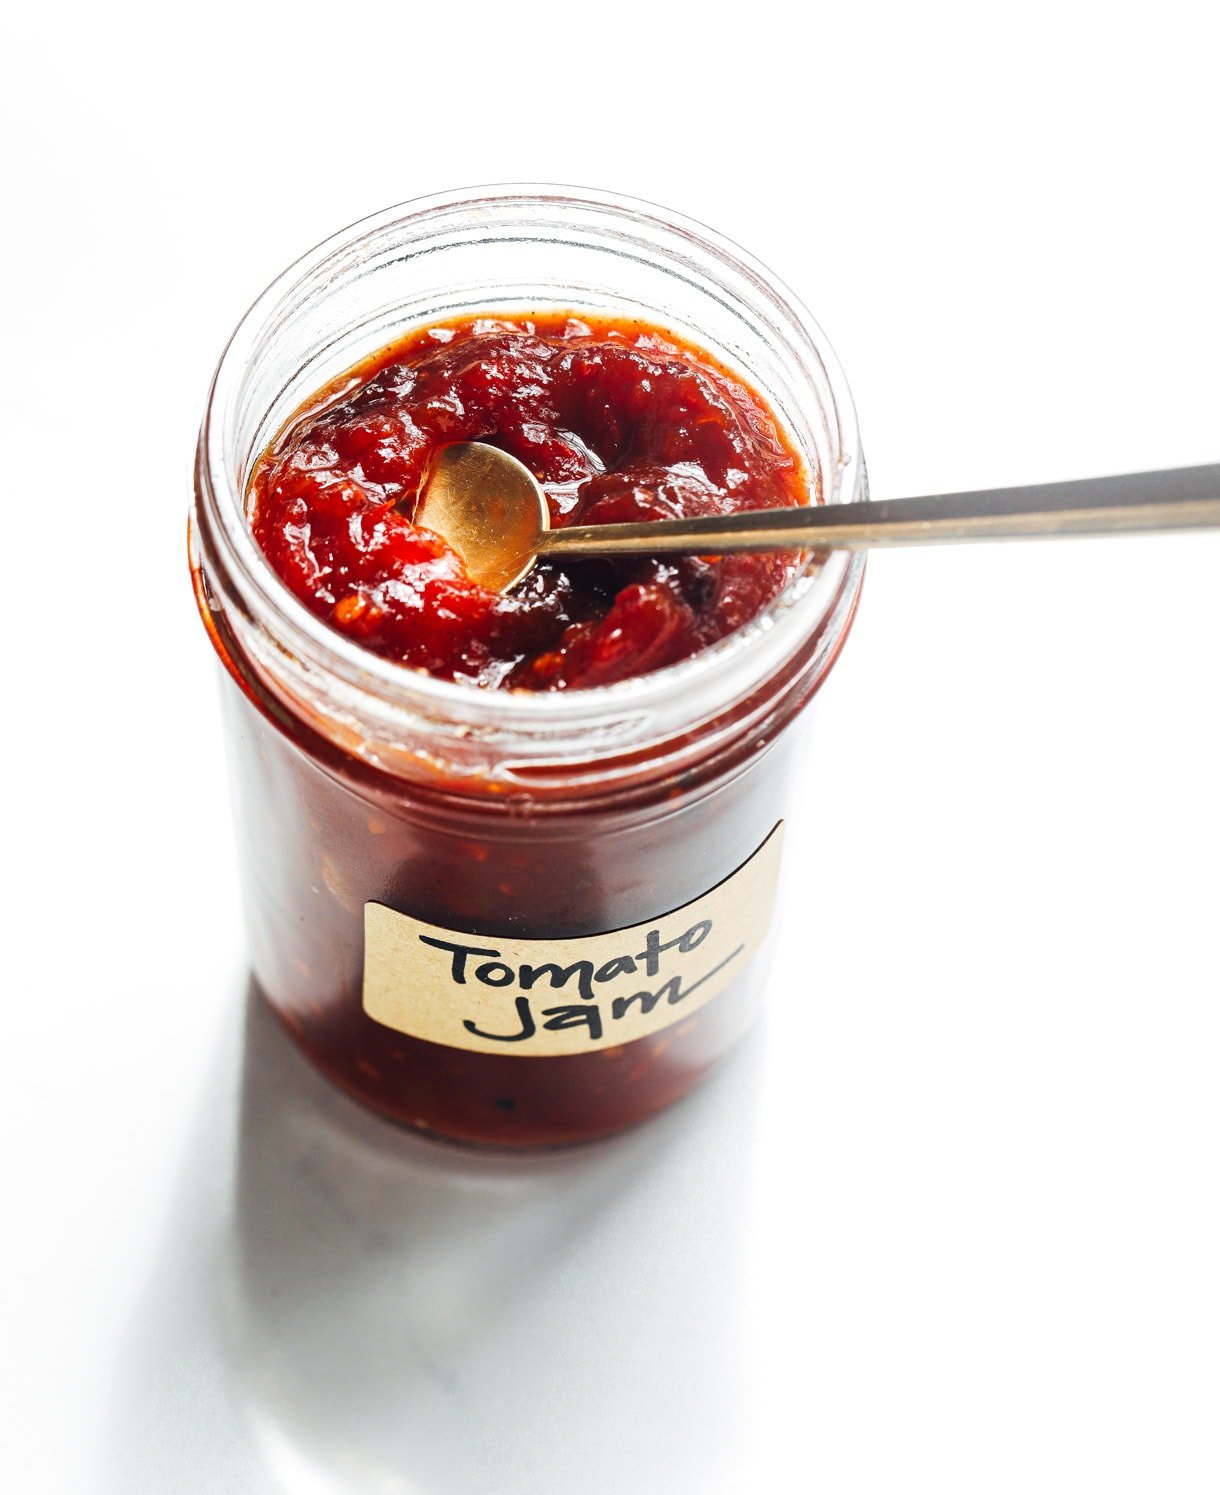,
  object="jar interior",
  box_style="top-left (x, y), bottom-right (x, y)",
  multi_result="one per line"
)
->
top-left (199, 187), bottom-right (866, 785)
top-left (231, 192), bottom-right (848, 515)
